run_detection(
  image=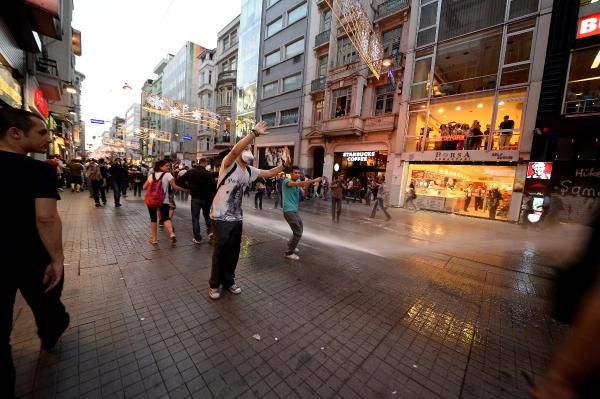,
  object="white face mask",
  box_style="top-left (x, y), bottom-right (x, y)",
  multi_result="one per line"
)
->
top-left (205, 165), bottom-right (211, 171)
top-left (241, 150), bottom-right (254, 164)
